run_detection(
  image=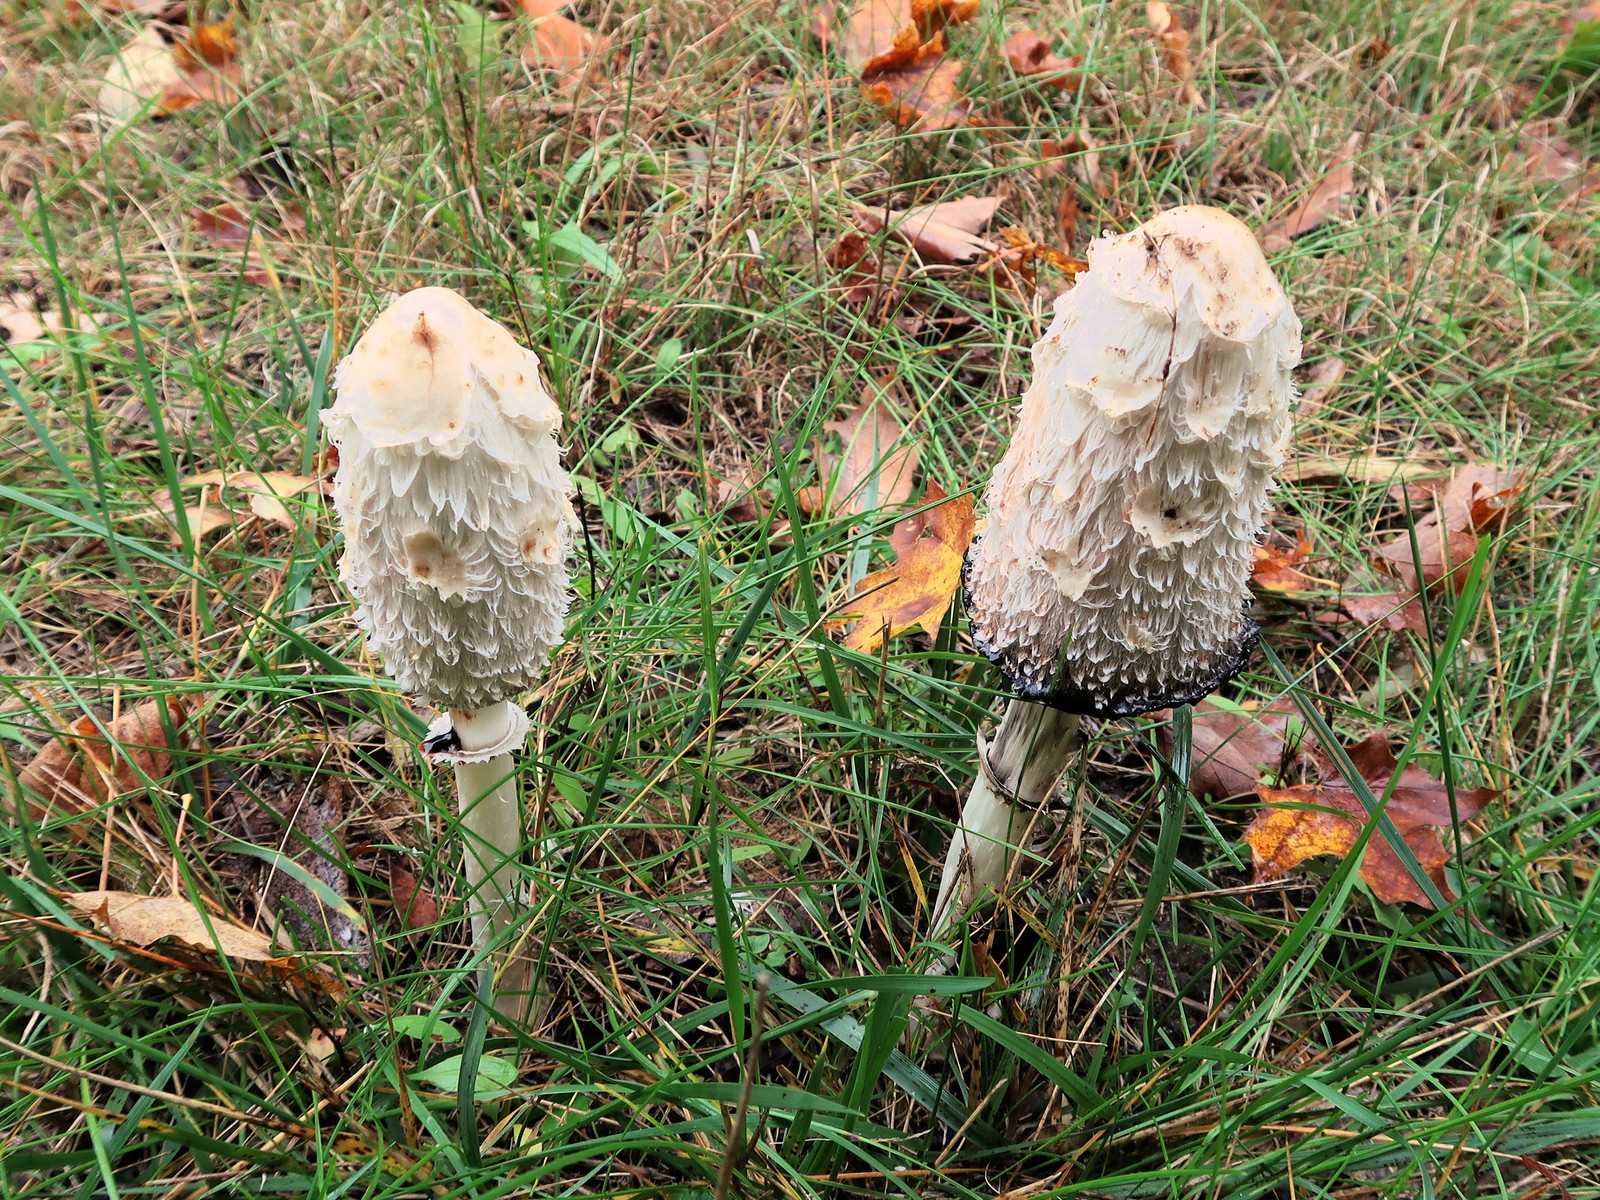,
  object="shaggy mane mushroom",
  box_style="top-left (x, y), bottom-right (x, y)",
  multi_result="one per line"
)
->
top-left (326, 286), bottom-right (577, 1020)
top-left (932, 206), bottom-right (1301, 935)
